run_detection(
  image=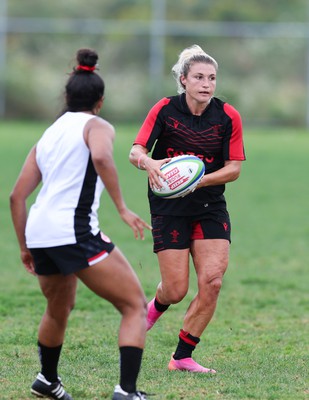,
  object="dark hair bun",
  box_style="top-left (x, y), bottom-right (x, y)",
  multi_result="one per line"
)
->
top-left (76, 48), bottom-right (98, 67)
top-left (64, 48), bottom-right (104, 113)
